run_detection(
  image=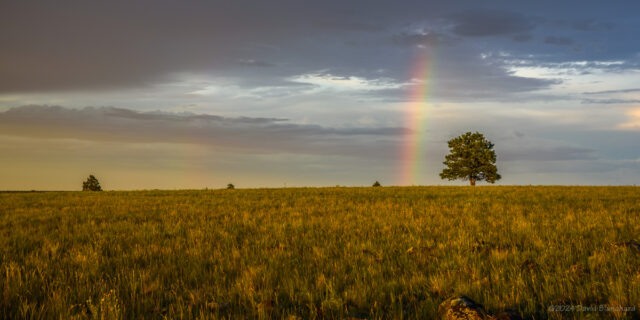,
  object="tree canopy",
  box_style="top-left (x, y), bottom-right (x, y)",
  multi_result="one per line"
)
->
top-left (82, 175), bottom-right (102, 191)
top-left (439, 132), bottom-right (501, 186)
